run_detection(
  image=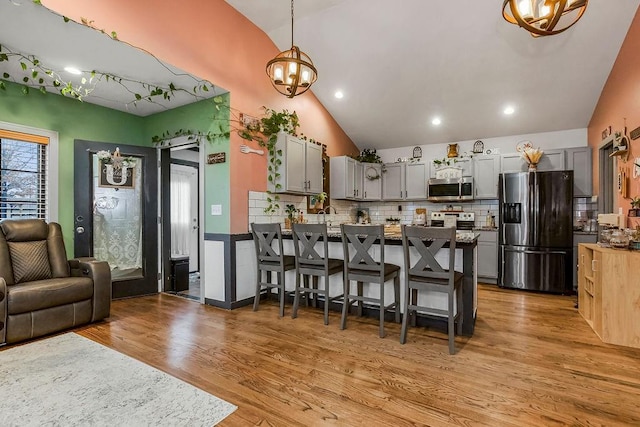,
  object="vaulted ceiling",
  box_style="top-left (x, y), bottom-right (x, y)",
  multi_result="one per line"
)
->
top-left (226, 0), bottom-right (640, 148)
top-left (1, 1), bottom-right (638, 150)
